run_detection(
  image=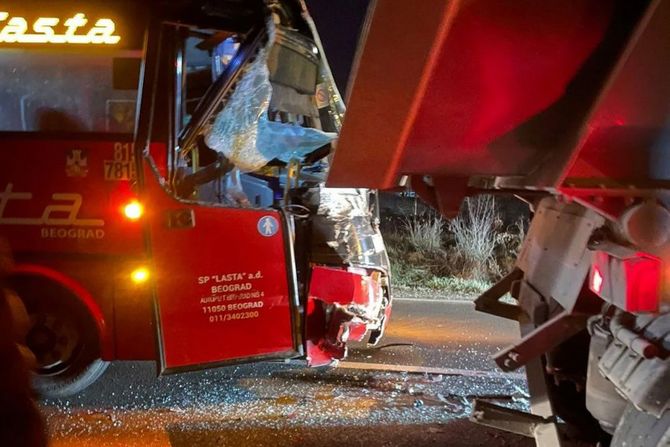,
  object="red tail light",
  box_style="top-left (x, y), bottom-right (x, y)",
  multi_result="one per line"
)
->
top-left (590, 244), bottom-right (661, 313)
